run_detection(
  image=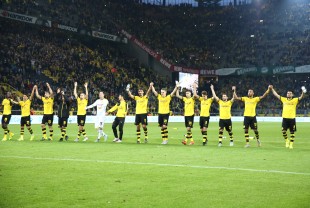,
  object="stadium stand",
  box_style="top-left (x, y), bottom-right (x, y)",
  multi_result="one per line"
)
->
top-left (0, 1), bottom-right (309, 116)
